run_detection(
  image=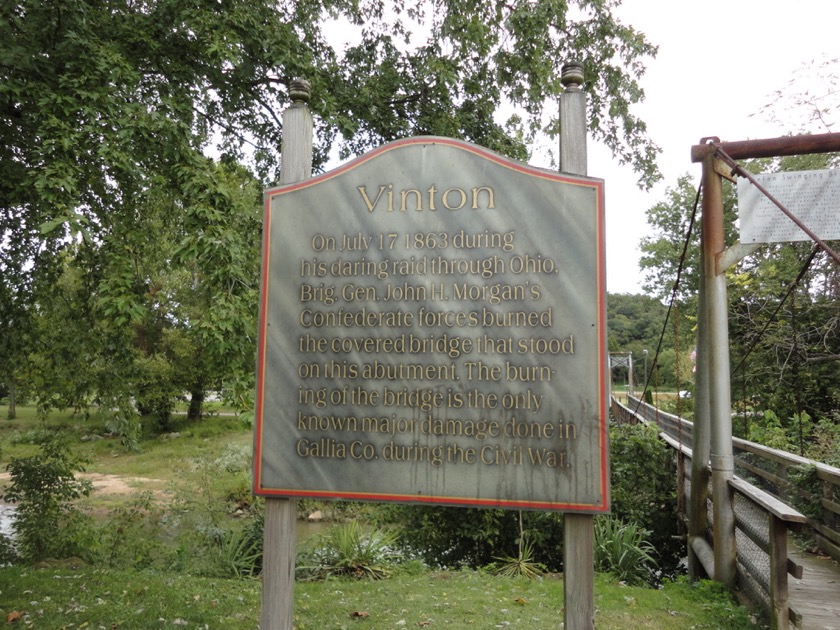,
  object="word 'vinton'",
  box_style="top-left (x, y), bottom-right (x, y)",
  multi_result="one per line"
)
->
top-left (358, 183), bottom-right (495, 212)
